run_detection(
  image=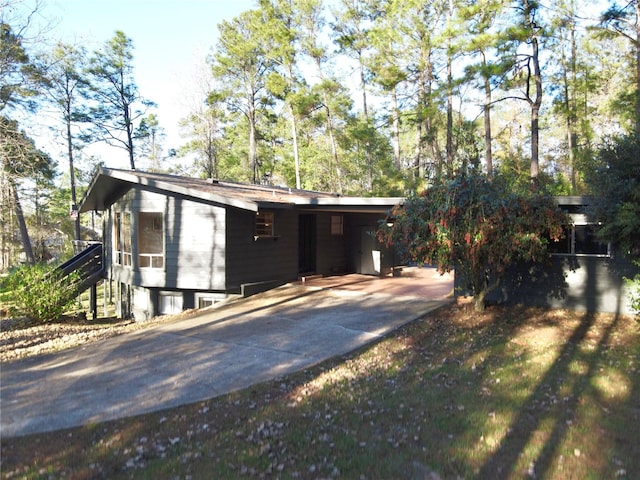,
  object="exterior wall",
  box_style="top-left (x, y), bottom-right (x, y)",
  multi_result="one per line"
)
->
top-left (453, 197), bottom-right (638, 315)
top-left (456, 254), bottom-right (638, 316)
top-left (164, 195), bottom-right (226, 291)
top-left (107, 188), bottom-right (227, 319)
top-left (225, 207), bottom-right (299, 291)
top-left (110, 188), bottom-right (226, 291)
